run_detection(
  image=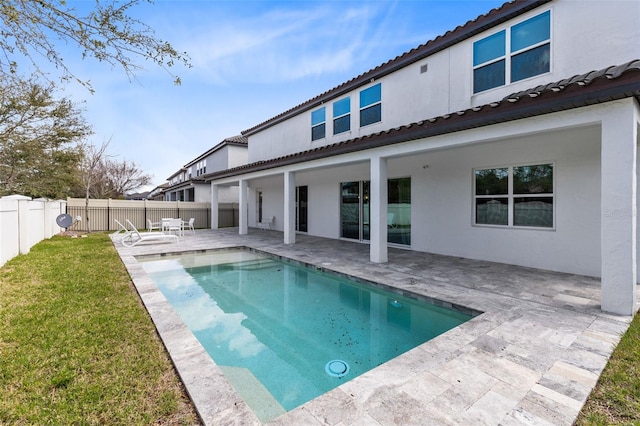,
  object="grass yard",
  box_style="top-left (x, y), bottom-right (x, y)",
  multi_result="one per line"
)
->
top-left (576, 309), bottom-right (640, 425)
top-left (0, 233), bottom-right (199, 425)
